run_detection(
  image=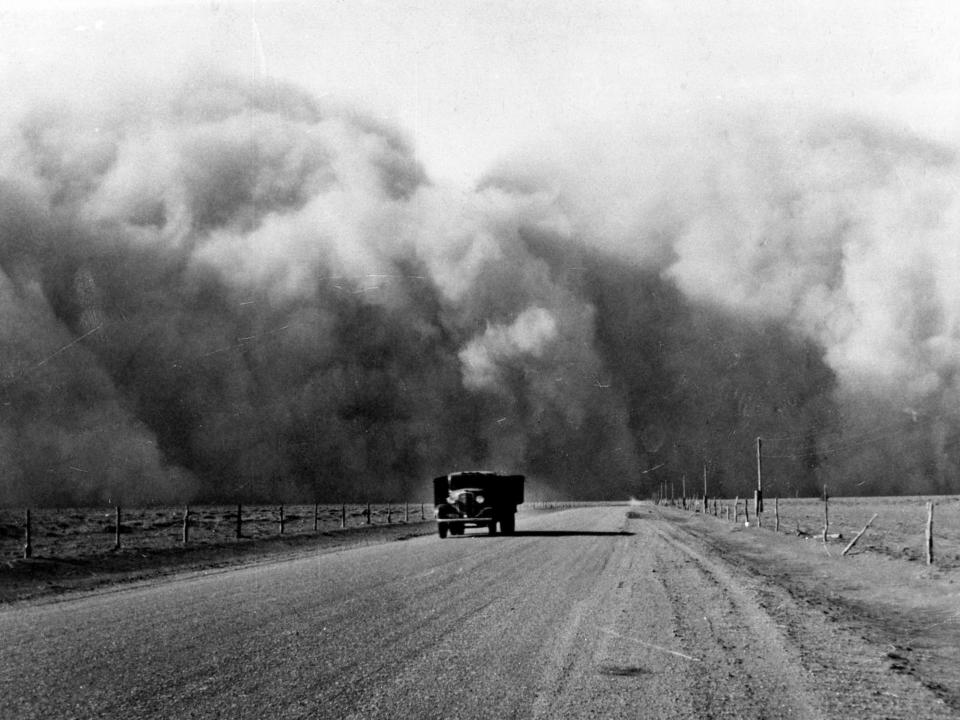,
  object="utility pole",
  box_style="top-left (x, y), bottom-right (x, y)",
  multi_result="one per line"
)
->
top-left (755, 437), bottom-right (764, 515)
